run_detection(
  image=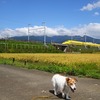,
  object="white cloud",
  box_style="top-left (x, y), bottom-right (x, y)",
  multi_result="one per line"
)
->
top-left (71, 23), bottom-right (100, 39)
top-left (56, 27), bottom-right (71, 36)
top-left (80, 1), bottom-right (100, 11)
top-left (84, 23), bottom-right (100, 38)
top-left (0, 23), bottom-right (100, 39)
top-left (94, 12), bottom-right (99, 16)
